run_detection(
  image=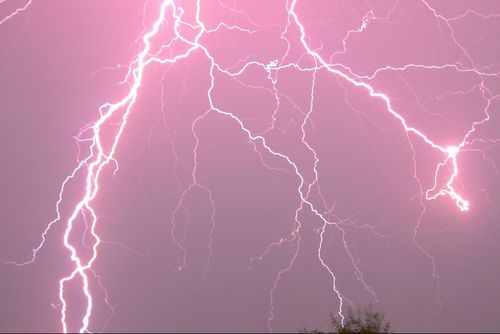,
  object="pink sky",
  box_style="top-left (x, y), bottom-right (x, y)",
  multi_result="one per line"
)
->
top-left (1, 0), bottom-right (500, 332)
